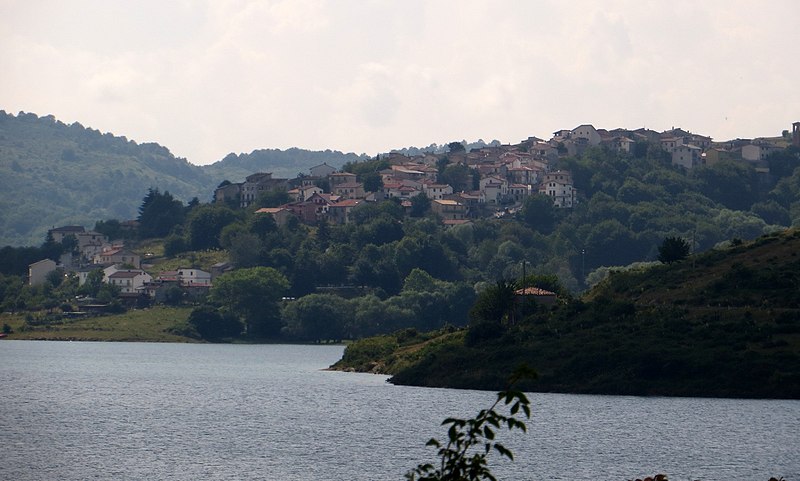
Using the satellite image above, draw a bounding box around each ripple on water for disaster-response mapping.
[1,340,798,481]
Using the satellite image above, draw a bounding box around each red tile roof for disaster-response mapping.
[515,287,556,296]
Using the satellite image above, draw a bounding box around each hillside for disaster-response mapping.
[0,111,213,246]
[332,229,800,399]
[0,111,364,246]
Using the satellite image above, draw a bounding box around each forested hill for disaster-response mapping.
[0,111,214,246]
[0,111,362,246]
[333,228,800,399]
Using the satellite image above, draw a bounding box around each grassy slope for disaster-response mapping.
[334,230,800,399]
[1,306,196,342]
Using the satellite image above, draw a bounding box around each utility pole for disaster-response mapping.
[519,260,527,323]
[581,248,585,282]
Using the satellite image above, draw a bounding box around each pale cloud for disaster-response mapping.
[0,0,798,164]
[265,0,330,33]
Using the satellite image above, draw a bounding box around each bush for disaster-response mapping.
[336,336,398,370]
[465,321,502,347]
[187,305,243,340]
[165,321,200,339]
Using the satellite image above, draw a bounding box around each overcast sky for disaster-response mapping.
[2,1,798,165]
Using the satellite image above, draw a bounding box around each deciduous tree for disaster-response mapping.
[209,267,289,337]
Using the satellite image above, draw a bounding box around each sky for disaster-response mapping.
[1,0,798,166]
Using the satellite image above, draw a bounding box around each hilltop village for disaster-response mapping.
[24,121,800,306]
[213,122,800,226]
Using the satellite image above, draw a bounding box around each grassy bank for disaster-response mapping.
[0,306,196,342]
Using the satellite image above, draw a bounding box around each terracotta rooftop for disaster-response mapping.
[515,287,556,296]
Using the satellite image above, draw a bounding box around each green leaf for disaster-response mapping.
[494,443,514,460]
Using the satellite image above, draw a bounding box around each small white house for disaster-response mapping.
[107,270,152,295]
[539,171,577,208]
[176,268,212,287]
[480,176,508,204]
[422,183,454,200]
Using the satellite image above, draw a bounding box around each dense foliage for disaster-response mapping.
[336,229,800,399]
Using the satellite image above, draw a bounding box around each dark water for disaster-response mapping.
[1,340,797,480]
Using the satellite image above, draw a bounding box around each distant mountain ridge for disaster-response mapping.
[0,111,368,246]
[203,148,368,183]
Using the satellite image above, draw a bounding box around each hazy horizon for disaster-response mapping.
[2,0,798,165]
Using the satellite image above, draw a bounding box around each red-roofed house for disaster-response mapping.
[255,207,295,227]
[431,199,468,221]
[327,199,363,225]
[514,286,557,307]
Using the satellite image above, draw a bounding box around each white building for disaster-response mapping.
[422,182,454,200]
[479,176,509,205]
[570,124,602,146]
[742,143,780,163]
[539,171,577,208]
[107,270,152,295]
[176,268,212,287]
[28,259,57,286]
[672,145,703,169]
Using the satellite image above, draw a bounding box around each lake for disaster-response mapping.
[1,341,797,480]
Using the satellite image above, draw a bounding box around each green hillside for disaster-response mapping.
[0,111,364,246]
[0,111,215,246]
[332,229,800,399]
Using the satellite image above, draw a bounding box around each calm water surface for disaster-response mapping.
[1,341,797,480]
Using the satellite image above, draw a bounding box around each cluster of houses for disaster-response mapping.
[216,123,799,227]
[215,145,580,227]
[28,122,798,295]
[29,225,227,302]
